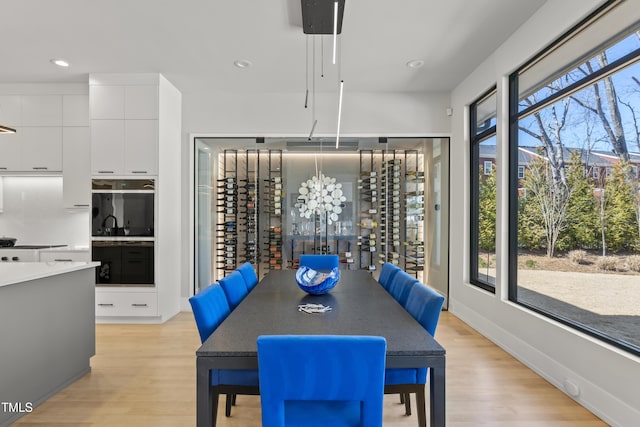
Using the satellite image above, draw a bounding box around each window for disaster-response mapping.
[470,87,497,292]
[510,0,640,356]
[483,161,493,175]
[517,166,525,179]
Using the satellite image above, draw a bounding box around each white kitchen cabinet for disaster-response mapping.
[95,289,158,317]
[91,73,181,324]
[125,86,158,119]
[21,95,62,126]
[21,127,63,172]
[90,86,124,119]
[63,127,91,208]
[125,120,158,174]
[91,82,159,176]
[63,95,90,126]
[39,250,91,262]
[91,119,125,175]
[1,94,85,174]
[0,95,22,126]
[0,131,22,171]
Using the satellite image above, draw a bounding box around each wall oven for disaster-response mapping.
[91,179,155,286]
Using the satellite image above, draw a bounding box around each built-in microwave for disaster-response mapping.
[91,179,155,237]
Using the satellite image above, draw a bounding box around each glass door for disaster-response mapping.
[195,140,213,293]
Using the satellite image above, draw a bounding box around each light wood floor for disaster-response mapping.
[14,311,608,427]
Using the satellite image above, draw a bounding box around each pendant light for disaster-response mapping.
[300,0,346,150]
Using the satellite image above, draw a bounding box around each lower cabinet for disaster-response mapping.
[93,244,154,285]
[95,289,158,317]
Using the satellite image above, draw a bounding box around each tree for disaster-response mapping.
[520,93,570,186]
[603,161,639,252]
[573,53,630,161]
[558,151,600,251]
[477,166,496,252]
[520,155,575,257]
[518,190,546,252]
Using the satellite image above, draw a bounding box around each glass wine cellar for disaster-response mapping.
[194,137,449,300]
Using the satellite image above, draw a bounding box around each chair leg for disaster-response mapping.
[225,394,233,417]
[232,393,237,406]
[416,387,426,427]
[404,392,412,415]
[399,393,404,404]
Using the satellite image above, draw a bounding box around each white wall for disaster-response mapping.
[180,90,452,304]
[449,1,640,426]
[0,176,89,247]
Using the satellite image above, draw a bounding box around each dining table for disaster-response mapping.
[196,269,446,427]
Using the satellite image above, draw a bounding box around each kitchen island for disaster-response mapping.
[0,262,98,427]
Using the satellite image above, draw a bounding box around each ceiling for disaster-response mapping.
[0,0,547,98]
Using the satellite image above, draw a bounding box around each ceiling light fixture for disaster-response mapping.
[0,125,16,134]
[406,59,425,69]
[50,59,70,67]
[233,59,252,68]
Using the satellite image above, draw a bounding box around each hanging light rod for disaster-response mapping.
[0,125,16,134]
[335,80,344,149]
[332,1,338,64]
[308,119,318,141]
[301,0,345,35]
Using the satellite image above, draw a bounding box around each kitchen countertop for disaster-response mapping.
[0,262,99,288]
[39,246,90,253]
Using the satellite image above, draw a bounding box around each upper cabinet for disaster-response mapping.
[90,78,159,175]
[21,95,62,126]
[0,94,80,173]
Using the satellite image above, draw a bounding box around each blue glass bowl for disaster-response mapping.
[295,266,340,295]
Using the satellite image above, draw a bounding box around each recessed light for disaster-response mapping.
[234,60,252,69]
[406,59,424,69]
[51,59,70,68]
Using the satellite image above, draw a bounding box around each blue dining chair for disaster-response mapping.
[219,270,249,310]
[189,283,259,419]
[387,270,419,307]
[257,335,387,427]
[378,262,401,290]
[299,254,339,271]
[384,283,445,426]
[237,261,258,291]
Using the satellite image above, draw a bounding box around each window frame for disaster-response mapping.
[470,86,498,293]
[508,0,640,356]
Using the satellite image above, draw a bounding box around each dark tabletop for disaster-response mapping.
[196,269,445,368]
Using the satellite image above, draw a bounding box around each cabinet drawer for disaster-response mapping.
[40,251,91,262]
[95,291,157,317]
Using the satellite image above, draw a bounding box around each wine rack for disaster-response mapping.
[214,147,424,282]
[404,150,425,278]
[215,148,284,280]
[239,149,259,266]
[358,150,378,271]
[357,149,425,280]
[263,150,284,274]
[216,149,238,276]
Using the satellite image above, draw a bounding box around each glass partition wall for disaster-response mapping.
[194,137,449,305]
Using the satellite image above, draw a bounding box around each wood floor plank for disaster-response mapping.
[13,311,608,426]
